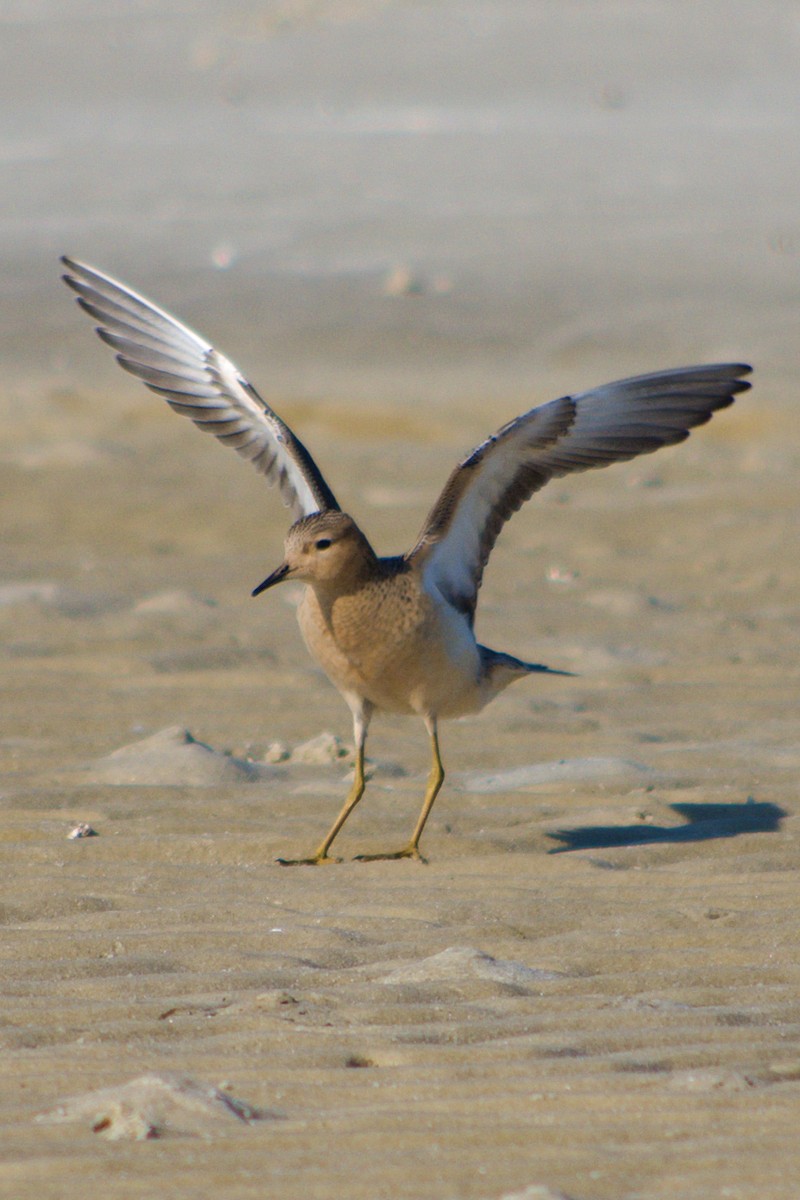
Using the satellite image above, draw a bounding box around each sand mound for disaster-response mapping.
[37,1072,274,1140]
[83,726,281,786]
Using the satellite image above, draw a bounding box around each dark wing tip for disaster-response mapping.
[61,254,84,283]
[59,254,341,519]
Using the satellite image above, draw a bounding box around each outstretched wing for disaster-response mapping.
[408,363,751,622]
[61,257,339,521]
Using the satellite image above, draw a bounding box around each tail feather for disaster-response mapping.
[518,659,575,676]
[479,646,575,700]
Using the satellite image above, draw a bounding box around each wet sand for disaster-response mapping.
[3,3,800,1198]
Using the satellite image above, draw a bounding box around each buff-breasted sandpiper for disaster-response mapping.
[61,257,751,863]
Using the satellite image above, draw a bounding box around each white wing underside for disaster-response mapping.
[409,363,751,621]
[61,258,750,617]
[61,258,339,522]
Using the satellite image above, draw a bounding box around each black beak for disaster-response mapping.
[251,562,291,597]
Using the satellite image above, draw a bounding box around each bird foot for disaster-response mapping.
[275,852,343,866]
[354,845,427,863]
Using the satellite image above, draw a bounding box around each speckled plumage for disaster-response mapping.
[62,256,751,863]
[297,552,483,720]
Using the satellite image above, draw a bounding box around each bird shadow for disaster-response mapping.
[547,799,787,853]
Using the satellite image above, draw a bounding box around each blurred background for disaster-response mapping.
[3,0,798,410]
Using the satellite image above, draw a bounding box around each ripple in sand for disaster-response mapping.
[496,1187,576,1200]
[0,581,60,607]
[458,756,658,793]
[0,582,123,617]
[83,726,282,786]
[36,1071,277,1139]
[380,946,564,993]
[667,1067,757,1092]
[131,589,217,616]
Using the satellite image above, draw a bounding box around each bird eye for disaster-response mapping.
[315,538,332,550]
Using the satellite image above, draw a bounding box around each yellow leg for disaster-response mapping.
[355,718,443,863]
[277,712,369,866]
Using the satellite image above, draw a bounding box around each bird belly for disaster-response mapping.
[297,583,483,719]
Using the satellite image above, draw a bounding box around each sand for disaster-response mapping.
[2,3,800,1198]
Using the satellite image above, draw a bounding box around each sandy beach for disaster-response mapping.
[2,3,800,1197]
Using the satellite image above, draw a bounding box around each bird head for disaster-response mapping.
[252,511,375,595]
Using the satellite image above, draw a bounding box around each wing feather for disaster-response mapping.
[408,363,751,621]
[61,257,339,520]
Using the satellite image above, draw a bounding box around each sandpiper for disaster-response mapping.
[61,257,751,863]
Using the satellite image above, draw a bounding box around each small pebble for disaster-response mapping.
[546,566,578,584]
[291,732,351,765]
[262,741,291,764]
[68,823,98,839]
[382,265,425,296]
